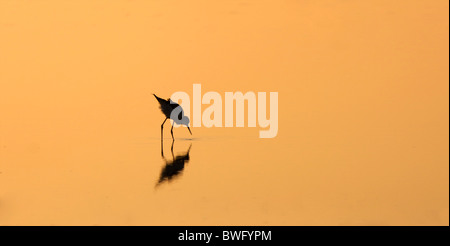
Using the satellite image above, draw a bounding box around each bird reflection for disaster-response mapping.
[155,139,192,188]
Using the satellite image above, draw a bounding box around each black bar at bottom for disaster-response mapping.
[0,226,448,245]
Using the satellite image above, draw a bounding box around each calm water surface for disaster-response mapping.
[0,0,448,225]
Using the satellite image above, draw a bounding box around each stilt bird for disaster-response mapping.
[153,94,192,139]
[155,142,192,188]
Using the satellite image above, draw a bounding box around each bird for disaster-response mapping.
[153,94,192,140]
[155,142,192,188]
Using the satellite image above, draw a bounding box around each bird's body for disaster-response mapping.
[153,94,191,139]
[153,95,178,118]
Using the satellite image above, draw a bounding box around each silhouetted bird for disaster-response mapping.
[153,94,192,139]
[156,143,192,187]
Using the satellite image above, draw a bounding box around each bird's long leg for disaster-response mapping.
[160,117,168,158]
[161,137,165,160]
[170,124,174,140]
[171,139,175,160]
[161,117,168,140]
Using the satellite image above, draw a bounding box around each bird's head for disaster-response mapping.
[180,116,192,135]
[169,105,192,135]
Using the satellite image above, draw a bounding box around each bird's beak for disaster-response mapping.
[187,126,192,135]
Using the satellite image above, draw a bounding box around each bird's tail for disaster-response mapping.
[153,94,167,104]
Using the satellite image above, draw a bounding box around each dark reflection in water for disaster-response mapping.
[155,139,192,188]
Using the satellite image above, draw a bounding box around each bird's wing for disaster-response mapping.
[168,99,180,108]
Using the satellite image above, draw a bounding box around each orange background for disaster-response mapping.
[0,0,448,225]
